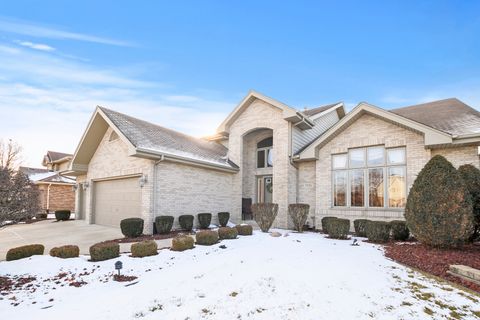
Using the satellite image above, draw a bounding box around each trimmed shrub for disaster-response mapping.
[353,219,370,237]
[235,224,253,236]
[49,245,79,259]
[218,212,230,227]
[171,235,195,251]
[390,220,410,241]
[179,215,194,231]
[251,203,278,232]
[131,240,158,258]
[55,210,71,221]
[6,244,44,261]
[195,230,219,245]
[155,216,174,234]
[35,213,47,219]
[459,164,480,238]
[89,242,119,261]
[365,221,391,243]
[327,218,350,239]
[218,227,238,240]
[120,218,144,238]
[288,203,310,232]
[321,217,337,233]
[405,155,474,248]
[197,213,212,229]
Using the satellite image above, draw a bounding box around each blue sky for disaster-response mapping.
[0,1,479,166]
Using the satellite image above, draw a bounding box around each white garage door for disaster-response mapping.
[94,177,142,227]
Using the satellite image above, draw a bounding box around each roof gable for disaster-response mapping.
[298,102,453,159]
[70,107,238,174]
[217,90,305,133]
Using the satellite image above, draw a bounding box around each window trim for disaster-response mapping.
[331,146,407,209]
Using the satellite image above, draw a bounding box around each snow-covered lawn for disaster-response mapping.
[1,231,479,320]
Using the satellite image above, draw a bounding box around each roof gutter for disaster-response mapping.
[135,147,239,173]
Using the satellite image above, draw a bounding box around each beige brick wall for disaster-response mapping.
[155,161,234,228]
[297,160,316,227]
[81,128,155,232]
[227,99,296,228]
[431,146,480,169]
[315,113,431,229]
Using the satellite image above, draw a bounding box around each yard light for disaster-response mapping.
[115,261,123,276]
[139,174,148,188]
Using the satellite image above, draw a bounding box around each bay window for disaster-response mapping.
[332,146,406,208]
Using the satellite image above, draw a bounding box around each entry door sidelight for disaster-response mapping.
[257,176,273,203]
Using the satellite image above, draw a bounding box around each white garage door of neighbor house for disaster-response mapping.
[94,177,142,227]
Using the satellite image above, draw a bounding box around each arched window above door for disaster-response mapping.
[257,137,273,168]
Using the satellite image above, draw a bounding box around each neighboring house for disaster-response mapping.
[42,151,73,173]
[20,167,75,214]
[67,91,480,233]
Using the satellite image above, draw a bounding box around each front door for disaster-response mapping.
[257,175,273,203]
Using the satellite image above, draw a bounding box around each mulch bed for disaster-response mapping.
[103,230,195,244]
[384,242,480,292]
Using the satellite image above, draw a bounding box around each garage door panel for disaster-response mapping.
[94,177,142,227]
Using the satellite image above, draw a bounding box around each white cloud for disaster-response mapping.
[0,17,132,47]
[14,40,55,51]
[0,44,234,167]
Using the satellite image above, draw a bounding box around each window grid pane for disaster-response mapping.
[367,147,384,166]
[349,149,365,168]
[368,168,384,207]
[257,150,265,168]
[333,171,347,206]
[387,148,406,165]
[388,167,406,208]
[350,169,364,207]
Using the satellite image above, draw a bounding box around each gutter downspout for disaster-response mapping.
[152,155,165,233]
[46,183,52,213]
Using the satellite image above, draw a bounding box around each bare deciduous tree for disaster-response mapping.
[0,139,23,169]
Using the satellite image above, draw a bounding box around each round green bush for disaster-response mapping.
[235,224,253,236]
[365,221,391,243]
[6,244,44,261]
[195,230,218,245]
[458,164,480,238]
[89,242,119,261]
[131,240,158,258]
[327,218,350,239]
[321,217,337,233]
[179,215,194,231]
[405,155,474,247]
[120,218,144,238]
[55,210,71,221]
[171,235,195,251]
[218,212,230,227]
[197,213,212,229]
[353,219,370,237]
[49,245,80,259]
[155,216,174,234]
[218,227,238,240]
[390,220,410,241]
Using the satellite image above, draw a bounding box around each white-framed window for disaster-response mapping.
[257,137,273,168]
[332,146,406,208]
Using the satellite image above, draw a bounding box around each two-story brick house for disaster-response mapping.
[67,91,480,233]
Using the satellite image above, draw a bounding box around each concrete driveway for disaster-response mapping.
[0,220,123,261]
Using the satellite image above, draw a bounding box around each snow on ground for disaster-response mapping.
[1,231,479,320]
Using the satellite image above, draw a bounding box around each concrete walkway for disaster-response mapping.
[0,220,171,261]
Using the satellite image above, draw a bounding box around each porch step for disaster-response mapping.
[447,265,480,285]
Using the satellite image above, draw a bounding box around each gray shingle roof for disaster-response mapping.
[303,102,341,117]
[99,107,238,169]
[47,151,72,162]
[390,98,480,136]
